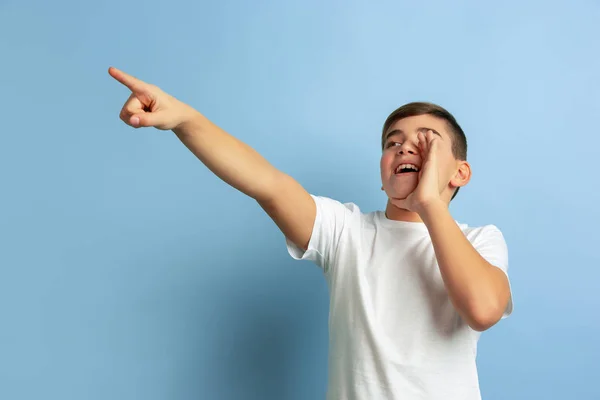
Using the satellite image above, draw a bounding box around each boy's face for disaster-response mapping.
[380,114,469,202]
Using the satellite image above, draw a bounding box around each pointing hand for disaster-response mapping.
[109,66,194,130]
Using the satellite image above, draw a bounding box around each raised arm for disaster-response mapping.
[108,67,315,250]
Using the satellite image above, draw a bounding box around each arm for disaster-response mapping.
[108,67,315,251]
[420,200,511,331]
[173,114,316,250]
[393,130,511,331]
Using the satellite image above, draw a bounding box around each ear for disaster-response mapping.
[450,161,471,189]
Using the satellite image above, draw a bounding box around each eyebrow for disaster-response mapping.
[384,127,442,144]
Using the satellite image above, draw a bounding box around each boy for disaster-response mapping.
[108,67,513,400]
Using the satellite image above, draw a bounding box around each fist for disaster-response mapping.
[108,67,194,130]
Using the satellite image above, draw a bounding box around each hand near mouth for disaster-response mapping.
[391,130,444,214]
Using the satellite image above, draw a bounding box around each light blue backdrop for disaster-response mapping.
[1,1,598,399]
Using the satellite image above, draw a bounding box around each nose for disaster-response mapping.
[397,141,418,155]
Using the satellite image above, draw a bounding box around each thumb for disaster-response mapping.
[130,111,164,128]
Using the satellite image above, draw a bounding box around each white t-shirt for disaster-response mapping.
[286,195,513,400]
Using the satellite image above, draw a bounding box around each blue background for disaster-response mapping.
[1,0,599,399]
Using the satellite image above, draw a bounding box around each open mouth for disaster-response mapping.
[394,163,420,174]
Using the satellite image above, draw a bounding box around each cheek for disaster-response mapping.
[440,157,458,180]
[380,152,394,169]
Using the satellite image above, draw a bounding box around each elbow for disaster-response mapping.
[463,276,511,332]
[467,316,498,332]
[465,301,505,332]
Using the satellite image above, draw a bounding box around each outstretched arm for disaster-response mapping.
[108,67,316,250]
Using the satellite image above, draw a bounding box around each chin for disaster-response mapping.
[384,184,416,201]
[381,173,418,201]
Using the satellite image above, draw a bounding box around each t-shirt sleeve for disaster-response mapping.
[473,225,514,319]
[285,195,355,273]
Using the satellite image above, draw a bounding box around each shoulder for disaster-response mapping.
[310,194,380,229]
[459,222,509,267]
[459,223,507,244]
[311,194,361,213]
[310,194,373,220]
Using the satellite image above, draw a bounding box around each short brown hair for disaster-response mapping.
[381,102,468,200]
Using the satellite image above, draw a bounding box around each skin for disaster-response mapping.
[108,66,511,331]
[381,116,469,220]
[381,116,511,331]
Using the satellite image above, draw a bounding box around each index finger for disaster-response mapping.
[427,130,439,144]
[108,66,147,93]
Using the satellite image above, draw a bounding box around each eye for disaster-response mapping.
[386,141,402,148]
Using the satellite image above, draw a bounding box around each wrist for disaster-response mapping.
[173,107,207,136]
[416,198,448,222]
